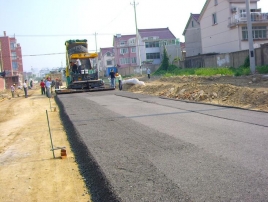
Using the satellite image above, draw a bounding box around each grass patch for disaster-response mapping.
[256,65,268,74]
[153,65,255,77]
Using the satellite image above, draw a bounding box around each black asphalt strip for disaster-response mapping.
[55,96,121,202]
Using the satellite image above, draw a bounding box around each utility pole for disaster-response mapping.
[95,32,99,78]
[245,0,255,74]
[0,41,3,72]
[131,0,142,75]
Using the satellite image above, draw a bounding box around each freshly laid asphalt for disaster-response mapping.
[56,90,268,202]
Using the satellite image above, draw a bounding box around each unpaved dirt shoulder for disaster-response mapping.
[126,75,268,112]
[0,88,91,202]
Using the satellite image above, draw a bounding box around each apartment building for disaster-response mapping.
[199,0,268,54]
[98,28,180,76]
[113,34,137,69]
[138,28,181,65]
[0,31,24,88]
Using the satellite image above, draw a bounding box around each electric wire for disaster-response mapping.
[96,4,131,32]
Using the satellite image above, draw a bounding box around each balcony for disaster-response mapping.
[229,12,268,28]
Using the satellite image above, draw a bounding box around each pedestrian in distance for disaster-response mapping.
[115,73,123,91]
[23,80,28,98]
[147,68,151,79]
[109,69,116,88]
[40,79,46,95]
[11,84,16,98]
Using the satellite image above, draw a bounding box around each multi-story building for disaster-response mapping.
[100,28,180,76]
[113,34,137,69]
[199,0,268,54]
[138,28,181,66]
[183,14,202,57]
[0,31,24,88]
[99,47,115,76]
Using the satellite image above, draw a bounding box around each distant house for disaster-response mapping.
[199,0,268,54]
[137,28,181,65]
[113,34,137,69]
[183,14,202,57]
[99,47,115,76]
[108,28,180,75]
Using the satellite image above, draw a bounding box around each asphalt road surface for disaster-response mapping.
[56,90,268,202]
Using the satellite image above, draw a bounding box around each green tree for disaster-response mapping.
[161,48,169,71]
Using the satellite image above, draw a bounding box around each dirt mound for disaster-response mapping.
[125,75,268,112]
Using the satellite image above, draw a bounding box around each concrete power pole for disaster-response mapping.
[245,0,256,74]
[131,0,142,75]
[0,41,3,72]
[95,32,99,78]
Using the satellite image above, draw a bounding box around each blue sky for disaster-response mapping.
[1,0,267,71]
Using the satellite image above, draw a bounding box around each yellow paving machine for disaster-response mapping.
[56,39,114,94]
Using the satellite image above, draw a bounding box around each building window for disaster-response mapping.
[239,9,246,16]
[120,41,126,46]
[131,57,136,64]
[146,52,160,60]
[106,60,112,65]
[11,52,17,60]
[242,26,267,40]
[106,52,111,56]
[131,47,136,53]
[212,13,217,25]
[10,42,16,50]
[192,21,194,27]
[214,0,218,5]
[129,38,136,45]
[120,58,130,65]
[12,61,18,70]
[145,41,160,48]
[120,48,128,54]
[168,39,176,45]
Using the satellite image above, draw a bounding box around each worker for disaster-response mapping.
[11,84,16,98]
[147,68,151,79]
[70,61,78,74]
[115,73,122,90]
[55,78,60,90]
[40,79,46,95]
[45,77,52,98]
[76,59,82,74]
[109,69,116,88]
[23,80,28,98]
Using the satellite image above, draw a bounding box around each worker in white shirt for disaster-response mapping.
[76,59,82,74]
[23,80,28,98]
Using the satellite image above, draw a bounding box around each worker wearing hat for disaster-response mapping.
[115,73,122,90]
